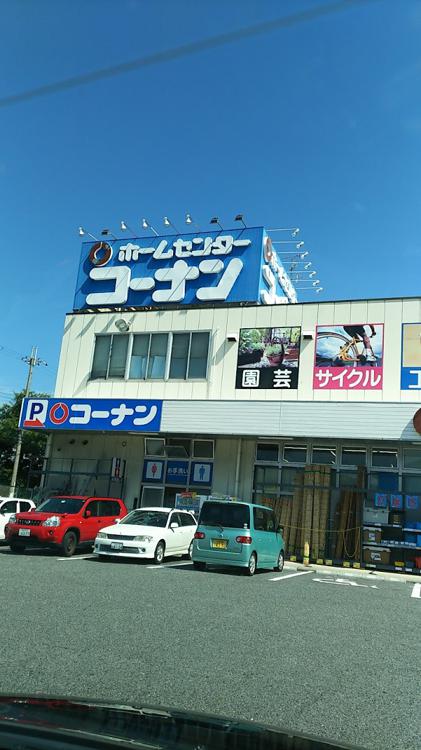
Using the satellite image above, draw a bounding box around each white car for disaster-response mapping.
[0,497,35,540]
[93,506,197,563]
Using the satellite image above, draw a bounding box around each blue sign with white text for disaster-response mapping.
[73,227,297,311]
[20,398,162,432]
[166,460,189,484]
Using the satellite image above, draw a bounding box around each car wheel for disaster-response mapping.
[61,531,77,557]
[274,550,284,572]
[10,543,26,554]
[193,561,206,571]
[153,541,165,565]
[184,540,193,560]
[245,552,257,576]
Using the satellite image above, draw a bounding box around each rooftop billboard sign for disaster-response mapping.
[73,226,297,311]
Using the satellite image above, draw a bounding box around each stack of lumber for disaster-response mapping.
[333,467,365,561]
[263,465,331,560]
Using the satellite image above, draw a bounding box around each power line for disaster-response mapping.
[0,0,380,109]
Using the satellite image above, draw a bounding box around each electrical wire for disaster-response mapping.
[0,0,380,109]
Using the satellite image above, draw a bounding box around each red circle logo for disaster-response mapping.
[264,236,274,263]
[89,241,113,267]
[49,402,69,425]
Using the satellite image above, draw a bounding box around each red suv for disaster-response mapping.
[5,495,127,557]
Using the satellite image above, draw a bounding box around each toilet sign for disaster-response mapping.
[190,462,213,485]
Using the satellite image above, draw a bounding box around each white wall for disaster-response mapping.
[55,297,421,404]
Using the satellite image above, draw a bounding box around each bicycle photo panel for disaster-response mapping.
[235,326,301,389]
[313,323,384,390]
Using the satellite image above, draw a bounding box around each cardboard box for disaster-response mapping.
[364,508,389,525]
[363,546,390,565]
[363,528,382,544]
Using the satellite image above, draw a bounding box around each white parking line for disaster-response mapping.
[270,570,313,582]
[57,554,95,561]
[411,583,421,599]
[147,561,192,569]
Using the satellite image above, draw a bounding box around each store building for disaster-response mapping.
[21,225,421,573]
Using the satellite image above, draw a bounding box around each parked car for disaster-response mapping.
[0,497,35,541]
[192,500,284,576]
[5,495,127,556]
[93,507,197,563]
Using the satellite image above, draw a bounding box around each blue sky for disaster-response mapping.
[0,0,420,401]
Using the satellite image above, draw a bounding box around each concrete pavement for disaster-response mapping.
[0,547,420,750]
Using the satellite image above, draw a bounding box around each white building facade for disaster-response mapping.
[20,228,421,572]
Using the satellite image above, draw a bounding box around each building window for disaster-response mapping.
[256,443,279,462]
[108,335,129,378]
[402,474,421,494]
[371,449,397,468]
[253,465,279,503]
[403,448,421,470]
[312,446,336,465]
[188,332,209,378]
[147,333,168,379]
[145,438,165,457]
[283,445,307,464]
[281,466,304,488]
[368,472,399,492]
[129,334,149,379]
[193,440,214,459]
[341,448,366,466]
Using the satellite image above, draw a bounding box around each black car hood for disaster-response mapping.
[0,695,365,750]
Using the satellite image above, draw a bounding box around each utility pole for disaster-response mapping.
[9,346,47,498]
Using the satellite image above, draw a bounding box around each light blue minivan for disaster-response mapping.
[192,500,284,576]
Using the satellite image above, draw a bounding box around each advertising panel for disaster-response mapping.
[401,323,421,390]
[20,398,162,432]
[236,327,301,389]
[166,460,189,484]
[73,227,297,311]
[314,324,384,390]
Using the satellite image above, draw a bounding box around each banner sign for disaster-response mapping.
[73,227,297,311]
[236,327,301,389]
[190,461,213,485]
[20,398,162,432]
[166,460,189,484]
[401,323,421,390]
[313,324,384,390]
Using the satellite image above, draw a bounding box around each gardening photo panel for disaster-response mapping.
[235,327,301,389]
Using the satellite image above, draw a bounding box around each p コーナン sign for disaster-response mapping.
[20,398,162,432]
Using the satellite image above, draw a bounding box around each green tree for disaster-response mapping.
[0,391,49,491]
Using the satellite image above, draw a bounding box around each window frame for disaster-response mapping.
[91,331,210,382]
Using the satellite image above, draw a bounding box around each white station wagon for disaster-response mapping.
[93,506,197,563]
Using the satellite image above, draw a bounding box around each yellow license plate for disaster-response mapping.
[212,539,228,549]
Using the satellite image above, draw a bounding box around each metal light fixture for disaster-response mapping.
[115,319,130,333]
[312,280,320,286]
[304,262,312,270]
[316,287,324,293]
[300,251,309,259]
[142,218,159,236]
[210,216,223,230]
[292,227,300,237]
[309,271,317,277]
[296,241,304,249]
[101,229,117,240]
[234,213,247,228]
[163,216,179,233]
[78,226,98,241]
[120,220,136,234]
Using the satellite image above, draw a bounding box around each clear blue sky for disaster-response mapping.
[0,0,419,401]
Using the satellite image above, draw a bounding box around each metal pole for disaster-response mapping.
[8,346,37,497]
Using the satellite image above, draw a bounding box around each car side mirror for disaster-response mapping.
[114,518,121,524]
[277,524,283,534]
[170,522,179,529]
[85,510,92,518]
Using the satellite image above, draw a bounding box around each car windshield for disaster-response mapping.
[121,510,169,527]
[35,498,85,515]
[199,502,250,529]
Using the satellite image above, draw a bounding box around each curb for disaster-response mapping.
[284,561,418,584]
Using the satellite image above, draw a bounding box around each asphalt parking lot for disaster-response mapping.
[1,546,420,750]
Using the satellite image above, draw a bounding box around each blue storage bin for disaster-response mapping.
[405,533,416,545]
[417,535,421,547]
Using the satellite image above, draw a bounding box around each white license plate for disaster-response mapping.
[110,541,123,551]
[18,528,30,537]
